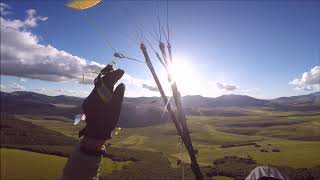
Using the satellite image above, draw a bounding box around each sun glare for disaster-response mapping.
[161,58,201,95]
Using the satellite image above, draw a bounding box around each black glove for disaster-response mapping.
[80,64,125,140]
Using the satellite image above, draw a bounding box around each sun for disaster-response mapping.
[161,58,200,95]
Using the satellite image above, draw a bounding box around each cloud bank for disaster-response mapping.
[0,3,10,15]
[1,82,26,91]
[0,4,103,84]
[216,82,238,91]
[142,83,159,92]
[290,66,320,91]
[0,4,158,97]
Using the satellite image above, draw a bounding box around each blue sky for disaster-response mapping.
[1,0,319,99]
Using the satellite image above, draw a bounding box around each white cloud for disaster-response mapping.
[0,6,159,98]
[54,89,89,97]
[19,78,27,82]
[0,84,7,91]
[0,5,173,98]
[0,82,26,92]
[200,81,232,97]
[11,82,26,91]
[0,8,47,30]
[216,82,238,91]
[119,73,159,97]
[0,3,10,15]
[0,6,103,84]
[290,66,320,91]
[24,9,48,27]
[26,87,88,97]
[201,81,264,98]
[34,87,45,92]
[293,85,320,92]
[242,88,261,93]
[142,83,158,92]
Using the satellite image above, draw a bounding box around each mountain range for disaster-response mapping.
[1,91,319,127]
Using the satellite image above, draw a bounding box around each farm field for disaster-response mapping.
[110,112,320,169]
[0,149,130,180]
[15,108,320,169]
[1,149,66,180]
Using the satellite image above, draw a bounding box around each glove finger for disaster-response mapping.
[102,69,124,88]
[108,83,125,128]
[79,127,86,138]
[82,86,104,113]
[93,68,124,105]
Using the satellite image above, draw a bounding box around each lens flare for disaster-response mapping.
[161,58,200,96]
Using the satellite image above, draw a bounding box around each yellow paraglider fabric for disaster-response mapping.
[66,0,102,10]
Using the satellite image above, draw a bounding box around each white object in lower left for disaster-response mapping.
[74,114,86,125]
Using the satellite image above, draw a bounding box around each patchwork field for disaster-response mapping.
[108,111,320,168]
[1,149,66,180]
[3,107,320,179]
[0,149,130,180]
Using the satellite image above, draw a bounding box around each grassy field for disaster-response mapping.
[15,115,85,139]
[0,148,130,180]
[15,108,320,169]
[52,103,77,108]
[1,148,66,180]
[109,110,320,168]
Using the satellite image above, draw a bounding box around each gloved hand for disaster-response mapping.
[80,64,125,141]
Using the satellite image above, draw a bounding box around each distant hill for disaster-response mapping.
[0,114,77,146]
[210,94,269,107]
[180,93,319,110]
[182,95,214,108]
[271,92,320,106]
[128,93,319,109]
[1,91,82,118]
[126,94,268,108]
[3,90,319,108]
[125,96,163,108]
[0,91,170,128]
[1,91,319,127]
[1,91,83,106]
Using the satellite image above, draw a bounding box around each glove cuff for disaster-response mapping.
[80,137,107,156]
[82,123,113,140]
[84,134,112,140]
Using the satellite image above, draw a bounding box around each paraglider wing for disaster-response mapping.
[66,0,102,10]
